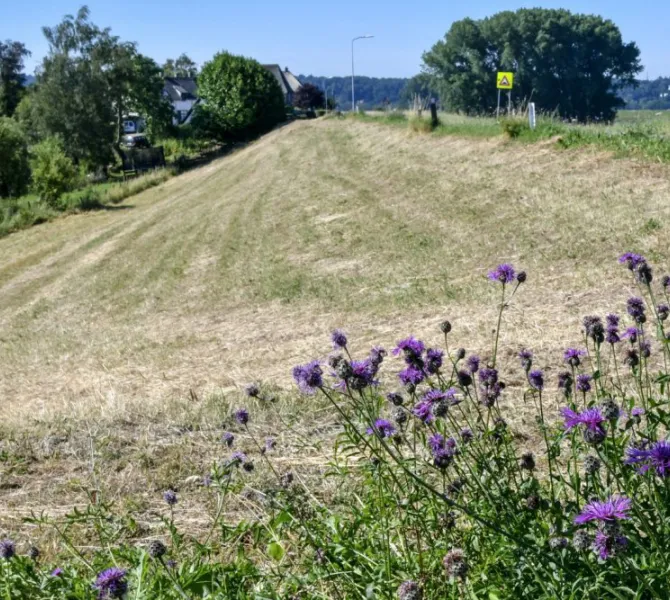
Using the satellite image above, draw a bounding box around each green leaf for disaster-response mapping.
[267,542,284,561]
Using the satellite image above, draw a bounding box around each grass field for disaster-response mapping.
[2,116,670,547]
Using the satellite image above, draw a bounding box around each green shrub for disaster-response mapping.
[30,137,77,208]
[500,118,529,138]
[408,115,434,134]
[0,117,31,198]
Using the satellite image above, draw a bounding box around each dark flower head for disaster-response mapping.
[51,568,63,577]
[457,370,472,387]
[163,490,178,506]
[626,440,670,477]
[0,540,15,560]
[583,316,604,344]
[600,398,620,421]
[627,297,646,324]
[576,374,592,393]
[488,263,516,284]
[572,529,592,552]
[480,381,503,407]
[563,348,586,367]
[518,349,533,371]
[347,359,378,390]
[623,327,641,343]
[516,271,527,284]
[94,567,128,599]
[393,337,425,362]
[641,340,651,358]
[399,366,425,386]
[222,432,234,447]
[455,348,466,361]
[618,252,646,271]
[392,406,408,425]
[398,580,423,600]
[234,409,249,425]
[440,320,452,334]
[460,428,474,443]
[28,546,40,560]
[280,472,294,488]
[528,369,544,391]
[662,274,670,290]
[583,455,601,475]
[549,537,568,550]
[328,354,344,369]
[520,452,535,471]
[242,461,255,472]
[466,355,480,374]
[369,346,386,367]
[443,548,468,579]
[606,313,620,327]
[387,392,404,406]
[478,367,498,387]
[526,495,540,510]
[574,495,631,525]
[148,540,167,559]
[593,531,628,560]
[557,371,573,396]
[366,419,396,438]
[166,560,177,569]
[658,304,670,322]
[293,361,323,394]
[244,383,260,398]
[331,329,347,349]
[636,261,653,285]
[424,348,444,374]
[624,348,639,368]
[606,326,620,345]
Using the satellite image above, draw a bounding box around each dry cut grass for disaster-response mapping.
[2,117,670,546]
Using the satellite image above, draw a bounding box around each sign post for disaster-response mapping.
[496,72,514,120]
[528,102,536,130]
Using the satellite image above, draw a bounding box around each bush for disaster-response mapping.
[501,117,529,138]
[0,117,31,198]
[30,137,77,208]
[409,115,434,133]
[293,83,325,110]
[196,52,286,141]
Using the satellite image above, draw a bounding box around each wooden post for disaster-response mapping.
[430,98,438,129]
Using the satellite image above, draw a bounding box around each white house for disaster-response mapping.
[262,65,302,104]
[163,77,199,125]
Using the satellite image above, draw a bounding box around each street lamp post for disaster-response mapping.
[351,35,374,112]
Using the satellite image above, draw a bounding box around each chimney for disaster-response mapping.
[285,66,289,72]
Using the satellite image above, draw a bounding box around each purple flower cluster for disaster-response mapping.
[562,406,605,444]
[518,349,533,371]
[366,419,396,439]
[563,348,585,367]
[94,567,128,599]
[163,490,178,506]
[627,297,646,324]
[412,388,458,423]
[428,433,457,469]
[478,367,503,407]
[574,496,631,525]
[593,530,628,560]
[583,316,605,344]
[619,252,646,271]
[606,314,621,344]
[393,336,444,385]
[576,374,592,394]
[528,369,544,391]
[331,329,348,349]
[466,355,480,374]
[488,263,516,284]
[293,361,324,394]
[234,409,249,425]
[626,440,670,477]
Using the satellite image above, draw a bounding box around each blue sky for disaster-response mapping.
[3,1,668,79]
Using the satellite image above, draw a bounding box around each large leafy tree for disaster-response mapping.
[163,54,198,78]
[0,117,30,198]
[0,40,31,117]
[293,83,325,109]
[194,52,285,140]
[31,6,171,168]
[423,9,642,121]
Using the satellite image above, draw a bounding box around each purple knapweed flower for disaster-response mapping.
[518,349,533,371]
[331,329,347,349]
[626,440,670,477]
[606,327,620,345]
[399,365,425,386]
[366,419,396,438]
[393,337,425,361]
[574,495,631,525]
[423,388,458,405]
[0,540,15,560]
[348,359,378,389]
[466,355,480,374]
[657,304,670,321]
[424,348,444,375]
[94,567,128,599]
[460,428,474,443]
[293,361,323,394]
[234,409,249,425]
[622,327,641,344]
[562,406,605,435]
[478,367,498,387]
[228,451,247,466]
[564,348,586,367]
[480,382,503,408]
[244,383,260,398]
[369,346,386,367]
[528,370,544,391]
[397,580,423,600]
[488,263,516,284]
[632,407,645,417]
[593,530,628,560]
[618,252,647,271]
[51,568,63,577]
[413,400,433,424]
[627,297,646,324]
[576,374,592,393]
[222,432,234,447]
[663,275,670,290]
[606,314,620,327]
[163,490,178,506]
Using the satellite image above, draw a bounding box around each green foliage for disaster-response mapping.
[620,77,670,110]
[293,83,325,110]
[409,115,435,133]
[195,52,286,141]
[0,40,31,117]
[500,118,529,138]
[300,74,409,109]
[0,116,30,198]
[423,9,642,121]
[30,137,77,207]
[162,53,198,78]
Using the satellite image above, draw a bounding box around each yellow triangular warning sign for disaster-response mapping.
[499,76,510,87]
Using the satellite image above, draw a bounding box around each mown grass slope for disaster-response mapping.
[2,117,670,543]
